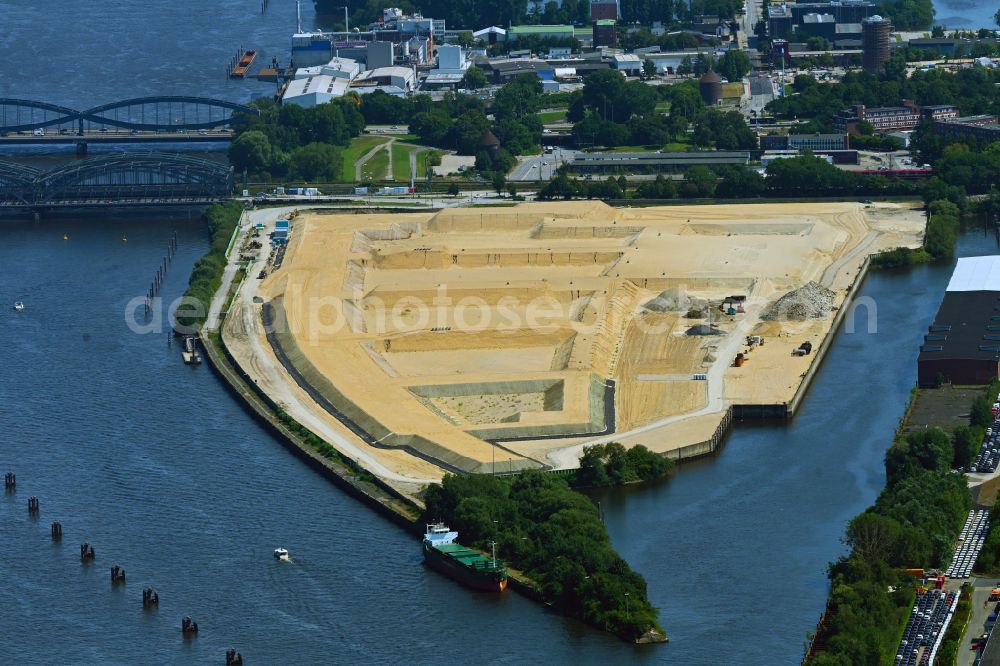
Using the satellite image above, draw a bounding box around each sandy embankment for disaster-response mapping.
[224,201,925,486]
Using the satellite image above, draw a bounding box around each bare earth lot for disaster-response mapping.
[224,201,925,488]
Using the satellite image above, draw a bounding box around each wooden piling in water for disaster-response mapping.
[27,496,39,514]
[4,471,14,490]
[181,616,199,635]
[111,565,126,584]
[51,521,62,540]
[227,648,244,665]
[143,587,159,607]
[80,542,96,561]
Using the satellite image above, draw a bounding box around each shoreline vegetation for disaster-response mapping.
[805,382,1000,664]
[174,201,243,331]
[872,198,962,269]
[423,454,671,644]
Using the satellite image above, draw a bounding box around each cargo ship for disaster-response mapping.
[229,49,257,79]
[422,524,508,592]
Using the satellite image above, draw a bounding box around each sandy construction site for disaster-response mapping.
[223,200,924,489]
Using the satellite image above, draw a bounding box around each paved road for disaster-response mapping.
[510,149,576,182]
[223,206,441,485]
[356,138,393,181]
[742,0,761,43]
[204,209,252,331]
[960,580,996,666]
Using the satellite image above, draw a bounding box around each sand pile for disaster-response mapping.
[643,289,707,314]
[762,282,835,321]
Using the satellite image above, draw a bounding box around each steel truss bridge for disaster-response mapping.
[0,153,234,208]
[0,97,259,134]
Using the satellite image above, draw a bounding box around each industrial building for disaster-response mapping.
[352,66,416,93]
[861,15,890,73]
[569,151,750,173]
[610,53,641,74]
[768,0,876,42]
[760,133,849,151]
[282,75,351,108]
[699,70,723,105]
[834,102,958,134]
[590,0,620,20]
[918,256,1000,387]
[507,25,576,41]
[932,115,1000,146]
[593,19,618,47]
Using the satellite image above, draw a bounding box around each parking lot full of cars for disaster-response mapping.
[945,509,989,578]
[895,589,958,665]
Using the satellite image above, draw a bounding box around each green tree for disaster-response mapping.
[462,66,488,90]
[716,49,751,82]
[446,182,461,196]
[287,142,342,181]
[677,55,693,76]
[228,130,273,174]
[642,59,657,78]
[681,165,717,198]
[492,170,507,196]
[971,394,995,428]
[410,109,453,146]
[952,426,982,469]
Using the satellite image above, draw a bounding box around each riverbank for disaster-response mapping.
[804,378,1000,663]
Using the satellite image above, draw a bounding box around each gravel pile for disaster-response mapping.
[761,282,835,321]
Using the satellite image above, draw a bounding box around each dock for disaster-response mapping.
[229,50,257,79]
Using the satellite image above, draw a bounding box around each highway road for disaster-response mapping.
[509,148,577,182]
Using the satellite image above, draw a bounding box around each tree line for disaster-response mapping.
[174,201,244,331]
[228,97,364,181]
[807,389,986,664]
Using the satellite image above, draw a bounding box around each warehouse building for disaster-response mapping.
[569,150,750,173]
[918,256,1000,387]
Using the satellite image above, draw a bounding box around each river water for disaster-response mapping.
[4,217,993,666]
[1,1,999,664]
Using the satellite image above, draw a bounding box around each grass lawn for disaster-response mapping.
[391,143,414,181]
[537,110,567,123]
[342,135,390,180]
[654,101,671,113]
[360,147,389,182]
[391,143,443,181]
[599,144,664,153]
[722,82,745,98]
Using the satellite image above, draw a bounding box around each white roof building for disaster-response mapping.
[352,66,415,92]
[946,256,1000,292]
[293,57,361,81]
[611,53,643,73]
[282,76,351,108]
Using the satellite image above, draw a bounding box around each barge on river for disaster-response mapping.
[423,524,508,592]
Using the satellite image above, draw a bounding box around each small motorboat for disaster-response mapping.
[274,547,290,561]
[13,301,24,311]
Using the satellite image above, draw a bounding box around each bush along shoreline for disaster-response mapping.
[804,385,999,664]
[872,198,962,269]
[173,201,243,332]
[422,447,671,644]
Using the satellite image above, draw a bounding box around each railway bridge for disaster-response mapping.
[0,153,234,209]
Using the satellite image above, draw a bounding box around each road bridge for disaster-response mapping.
[0,97,259,135]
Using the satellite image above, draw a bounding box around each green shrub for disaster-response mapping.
[423,471,664,641]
